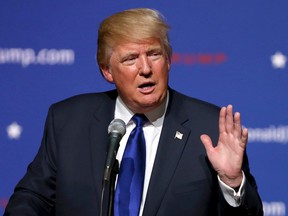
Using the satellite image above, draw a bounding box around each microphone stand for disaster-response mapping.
[100,160,119,216]
[107,160,119,216]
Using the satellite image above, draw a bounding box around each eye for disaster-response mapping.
[121,55,137,65]
[148,51,162,61]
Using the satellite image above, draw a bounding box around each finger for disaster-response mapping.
[200,134,214,154]
[219,107,226,134]
[234,112,242,137]
[225,104,234,133]
[241,128,248,147]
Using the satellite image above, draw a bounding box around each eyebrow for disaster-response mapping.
[120,47,163,58]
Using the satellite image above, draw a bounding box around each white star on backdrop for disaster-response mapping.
[7,122,23,140]
[271,51,287,69]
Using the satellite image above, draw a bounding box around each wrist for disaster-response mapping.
[218,172,243,188]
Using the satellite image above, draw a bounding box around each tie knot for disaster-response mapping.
[132,114,148,127]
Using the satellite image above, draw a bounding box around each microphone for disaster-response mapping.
[103,118,126,182]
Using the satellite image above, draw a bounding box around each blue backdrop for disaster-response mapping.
[1,1,287,215]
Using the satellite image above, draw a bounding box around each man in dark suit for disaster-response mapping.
[5,8,263,216]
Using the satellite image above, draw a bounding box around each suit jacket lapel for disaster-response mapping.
[143,89,191,216]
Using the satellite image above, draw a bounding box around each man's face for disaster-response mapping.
[101,38,170,113]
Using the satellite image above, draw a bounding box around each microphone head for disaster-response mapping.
[108,119,126,137]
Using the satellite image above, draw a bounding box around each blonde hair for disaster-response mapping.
[97,8,172,69]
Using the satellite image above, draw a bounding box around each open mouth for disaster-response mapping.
[139,82,155,89]
[138,82,156,93]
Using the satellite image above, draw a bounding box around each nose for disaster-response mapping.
[138,55,151,75]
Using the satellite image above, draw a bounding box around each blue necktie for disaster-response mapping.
[114,114,148,216]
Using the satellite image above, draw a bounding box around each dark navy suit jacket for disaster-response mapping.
[5,89,263,216]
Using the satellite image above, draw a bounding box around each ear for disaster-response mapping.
[100,64,114,83]
[167,57,171,71]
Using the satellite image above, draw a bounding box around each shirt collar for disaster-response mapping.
[114,91,169,128]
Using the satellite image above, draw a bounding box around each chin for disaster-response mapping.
[139,100,162,110]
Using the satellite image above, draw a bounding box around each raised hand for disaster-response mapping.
[200,105,248,188]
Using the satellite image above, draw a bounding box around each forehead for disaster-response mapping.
[113,39,162,54]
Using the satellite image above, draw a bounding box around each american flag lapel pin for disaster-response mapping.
[174,131,183,140]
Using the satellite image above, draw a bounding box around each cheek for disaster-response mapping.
[156,66,169,81]
[154,60,170,74]
[117,68,138,83]
[113,72,136,90]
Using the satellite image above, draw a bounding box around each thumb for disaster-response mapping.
[200,134,214,154]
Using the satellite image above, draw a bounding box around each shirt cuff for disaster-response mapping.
[217,171,245,207]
